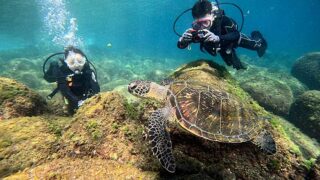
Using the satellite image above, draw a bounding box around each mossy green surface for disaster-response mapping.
[289,90,320,141]
[292,52,320,90]
[0,116,72,178]
[0,77,47,119]
[4,158,158,180]
[0,77,28,104]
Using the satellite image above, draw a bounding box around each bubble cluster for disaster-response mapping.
[37,0,83,47]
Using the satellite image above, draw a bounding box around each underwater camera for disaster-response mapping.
[190,30,207,43]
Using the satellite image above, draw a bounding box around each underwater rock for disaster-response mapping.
[289,90,320,141]
[230,63,308,116]
[308,156,320,180]
[0,77,47,119]
[231,64,308,98]
[2,60,320,179]
[5,157,157,179]
[0,116,71,178]
[240,76,293,116]
[291,52,320,90]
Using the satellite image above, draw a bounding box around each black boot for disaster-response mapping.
[251,31,267,57]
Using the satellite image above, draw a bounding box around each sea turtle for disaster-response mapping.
[128,80,276,173]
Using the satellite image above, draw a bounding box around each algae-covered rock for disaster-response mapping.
[0,77,47,119]
[289,90,320,141]
[308,156,320,179]
[0,116,71,177]
[59,92,137,159]
[232,65,307,98]
[240,76,293,116]
[5,158,157,180]
[291,52,320,90]
[230,64,307,116]
[55,92,162,177]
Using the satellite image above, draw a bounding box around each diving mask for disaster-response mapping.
[64,51,86,74]
[192,17,213,30]
[192,3,220,30]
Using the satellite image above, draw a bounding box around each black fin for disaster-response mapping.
[251,31,267,57]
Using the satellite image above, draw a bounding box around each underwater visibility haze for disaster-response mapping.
[0,0,320,179]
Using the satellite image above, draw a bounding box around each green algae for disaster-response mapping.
[303,158,317,171]
[85,120,103,140]
[124,100,140,120]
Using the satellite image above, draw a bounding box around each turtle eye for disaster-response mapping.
[128,82,138,93]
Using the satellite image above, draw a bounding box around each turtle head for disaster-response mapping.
[128,80,167,101]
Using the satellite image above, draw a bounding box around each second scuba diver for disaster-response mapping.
[44,46,100,114]
[177,0,268,70]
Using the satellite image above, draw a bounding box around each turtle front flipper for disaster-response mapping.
[148,108,176,173]
[252,130,277,155]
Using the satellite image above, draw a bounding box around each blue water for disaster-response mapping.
[0,0,319,64]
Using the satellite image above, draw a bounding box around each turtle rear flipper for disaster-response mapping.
[148,108,176,173]
[252,130,276,155]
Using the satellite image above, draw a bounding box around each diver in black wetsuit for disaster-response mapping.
[177,0,267,70]
[44,46,100,114]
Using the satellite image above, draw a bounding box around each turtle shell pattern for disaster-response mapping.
[167,81,262,143]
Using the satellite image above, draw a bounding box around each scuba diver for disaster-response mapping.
[177,0,267,70]
[43,46,100,114]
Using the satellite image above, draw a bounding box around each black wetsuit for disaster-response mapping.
[178,16,266,70]
[44,60,100,114]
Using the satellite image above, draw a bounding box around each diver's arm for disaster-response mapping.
[177,29,193,49]
[44,62,59,82]
[88,70,100,94]
[58,81,79,105]
[44,61,79,103]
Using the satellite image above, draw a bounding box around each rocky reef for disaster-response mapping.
[308,156,320,179]
[1,60,319,179]
[291,52,320,90]
[0,77,47,119]
[0,116,70,177]
[230,64,307,117]
[289,90,320,141]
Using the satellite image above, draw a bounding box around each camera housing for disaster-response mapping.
[189,30,207,43]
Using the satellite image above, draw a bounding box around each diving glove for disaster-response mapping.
[179,28,193,44]
[203,29,220,43]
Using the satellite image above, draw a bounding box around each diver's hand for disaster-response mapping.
[203,29,220,43]
[179,28,193,43]
[78,100,84,107]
